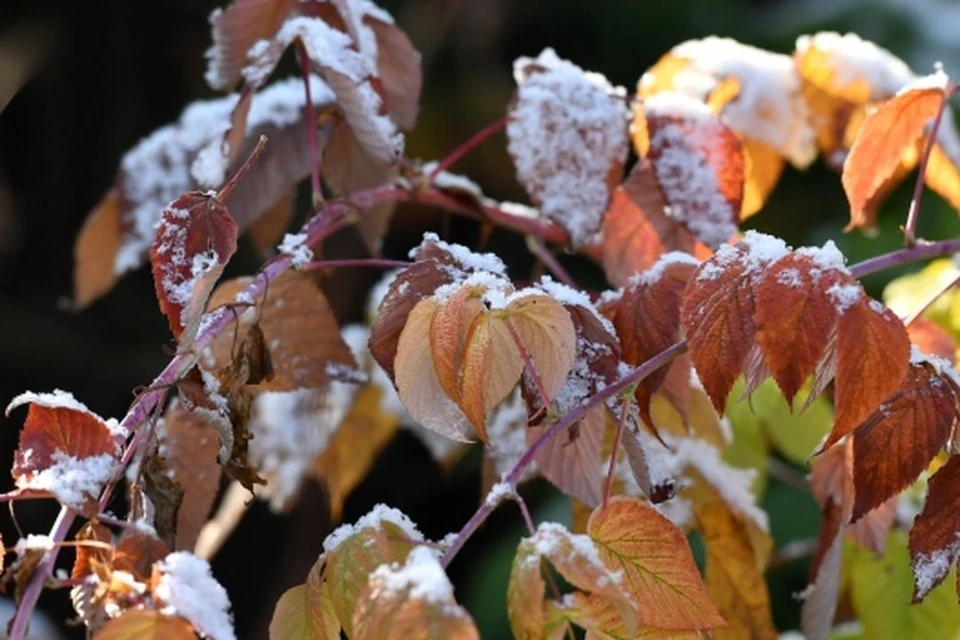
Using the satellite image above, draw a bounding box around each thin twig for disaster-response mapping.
[217,135,268,202]
[526,236,577,288]
[428,116,507,180]
[296,41,324,209]
[302,258,411,271]
[904,270,960,326]
[847,238,960,279]
[602,398,631,510]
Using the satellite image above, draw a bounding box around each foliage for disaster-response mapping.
[4,3,960,639]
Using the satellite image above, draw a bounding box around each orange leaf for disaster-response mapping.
[94,609,195,640]
[6,391,119,512]
[588,496,726,630]
[507,49,629,246]
[430,285,485,403]
[909,317,959,365]
[852,363,957,521]
[149,191,239,346]
[755,250,852,404]
[740,138,785,219]
[909,454,960,601]
[504,293,577,400]
[73,187,123,309]
[600,162,699,287]
[681,232,789,413]
[842,78,947,229]
[506,537,546,640]
[642,93,743,248]
[205,270,359,392]
[459,312,524,439]
[827,296,910,449]
[562,591,699,639]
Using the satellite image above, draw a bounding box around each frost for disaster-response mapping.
[538,276,617,337]
[278,232,313,268]
[155,552,236,640]
[369,546,455,605]
[433,270,513,306]
[17,451,117,510]
[826,282,862,313]
[697,230,789,281]
[114,75,334,275]
[647,37,816,168]
[416,232,507,276]
[485,481,515,506]
[795,32,915,100]
[628,251,700,288]
[913,537,960,599]
[533,522,623,585]
[508,48,629,246]
[322,503,424,554]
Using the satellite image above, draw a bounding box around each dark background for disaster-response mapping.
[1,0,959,637]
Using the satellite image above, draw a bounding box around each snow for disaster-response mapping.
[486,391,536,481]
[697,230,789,281]
[533,522,622,585]
[16,450,117,510]
[795,32,916,100]
[628,251,700,288]
[152,207,221,330]
[645,37,816,168]
[538,276,617,338]
[897,66,951,96]
[191,139,230,189]
[368,546,455,605]
[643,92,739,248]
[422,161,484,198]
[484,481,515,506]
[826,282,863,313]
[322,503,424,554]
[155,552,236,640]
[795,240,849,273]
[507,48,629,246]
[278,233,313,268]
[13,534,54,554]
[432,271,513,306]
[912,537,960,599]
[911,345,960,389]
[8,389,97,419]
[113,75,333,276]
[495,200,542,219]
[416,232,507,276]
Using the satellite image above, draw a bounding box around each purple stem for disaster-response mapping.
[848,237,960,279]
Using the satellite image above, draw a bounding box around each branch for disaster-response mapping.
[428,116,506,180]
[296,41,324,210]
[526,236,577,288]
[440,340,688,568]
[848,237,960,279]
[302,258,411,271]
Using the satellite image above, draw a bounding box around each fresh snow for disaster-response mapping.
[421,161,484,198]
[486,391,536,482]
[13,534,54,554]
[155,552,236,640]
[533,522,622,586]
[484,481,516,506]
[912,537,960,599]
[369,546,456,606]
[508,48,628,246]
[278,232,313,268]
[16,450,117,510]
[697,230,789,281]
[322,504,424,554]
[645,37,816,168]
[416,232,507,275]
[628,251,701,288]
[826,282,862,313]
[795,240,849,273]
[795,32,915,100]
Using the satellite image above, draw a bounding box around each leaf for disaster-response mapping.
[827,296,910,449]
[909,317,959,365]
[851,363,957,521]
[506,538,546,640]
[801,497,844,640]
[739,138,785,219]
[268,562,340,640]
[641,93,744,248]
[562,592,699,640]
[313,385,398,520]
[203,0,297,90]
[604,252,698,429]
[528,405,605,508]
[588,496,726,630]
[909,455,960,601]
[142,452,184,552]
[430,285,486,403]
[755,251,853,404]
[6,391,119,512]
[149,191,239,346]
[681,232,789,413]
[842,75,947,230]
[158,404,222,551]
[73,187,124,309]
[94,609,195,640]
[600,162,700,287]
[247,190,294,257]
[852,531,960,638]
[324,514,422,638]
[507,48,629,246]
[367,16,422,130]
[206,270,359,392]
[351,547,479,640]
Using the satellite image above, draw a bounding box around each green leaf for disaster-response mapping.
[848,530,960,640]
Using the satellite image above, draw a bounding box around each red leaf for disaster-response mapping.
[642,93,744,249]
[681,232,789,413]
[6,391,119,511]
[755,249,853,404]
[852,363,957,521]
[149,192,239,346]
[826,297,910,449]
[604,253,698,429]
[843,79,947,230]
[909,454,960,601]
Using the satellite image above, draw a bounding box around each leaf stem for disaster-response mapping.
[302,258,411,271]
[848,237,960,279]
[428,116,507,180]
[526,236,577,288]
[602,398,631,510]
[440,340,688,568]
[296,41,324,210]
[904,270,960,325]
[216,135,268,202]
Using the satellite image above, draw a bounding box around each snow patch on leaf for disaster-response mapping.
[696,230,789,281]
[154,552,236,640]
[368,546,454,604]
[795,32,915,99]
[17,451,116,510]
[323,503,424,554]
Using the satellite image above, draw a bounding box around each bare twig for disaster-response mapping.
[526,236,576,288]
[602,398,631,510]
[428,116,506,180]
[296,41,324,210]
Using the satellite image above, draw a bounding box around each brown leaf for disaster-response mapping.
[801,497,844,640]
[142,452,184,552]
[113,530,168,582]
[681,233,789,413]
[206,270,358,392]
[204,0,297,91]
[247,190,294,257]
[528,405,605,507]
[842,79,946,230]
[507,49,629,246]
[852,363,957,521]
[754,251,852,404]
[159,405,222,551]
[430,285,485,404]
[909,317,959,365]
[94,609,196,640]
[909,454,960,601]
[600,162,699,287]
[73,187,123,309]
[72,522,112,581]
[826,296,910,449]
[368,16,422,131]
[642,93,744,248]
[149,192,239,346]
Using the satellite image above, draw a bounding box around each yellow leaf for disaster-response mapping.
[459,313,524,440]
[95,610,195,640]
[313,385,398,521]
[587,496,727,630]
[506,539,547,640]
[268,561,340,640]
[504,294,577,398]
[562,592,699,639]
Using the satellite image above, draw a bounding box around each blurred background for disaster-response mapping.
[1,0,960,637]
